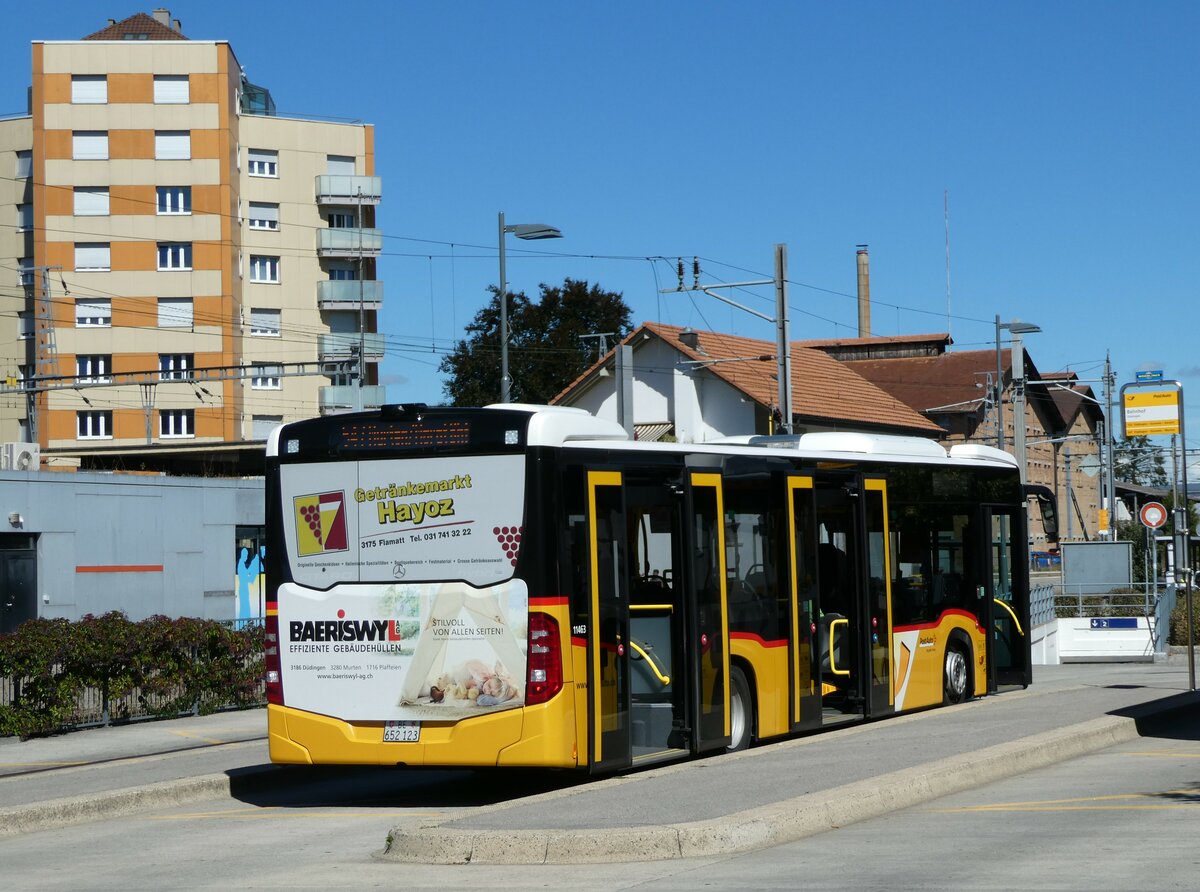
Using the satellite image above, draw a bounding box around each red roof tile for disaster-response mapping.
[84,12,186,41]
[553,322,943,436]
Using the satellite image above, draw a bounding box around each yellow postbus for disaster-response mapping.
[264,404,1050,772]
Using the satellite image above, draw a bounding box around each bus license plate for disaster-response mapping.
[383,721,420,743]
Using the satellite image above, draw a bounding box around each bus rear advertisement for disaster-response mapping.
[263,404,1049,773]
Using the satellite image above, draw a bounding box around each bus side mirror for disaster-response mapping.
[1024,484,1059,545]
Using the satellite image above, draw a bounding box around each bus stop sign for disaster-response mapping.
[1140,501,1168,529]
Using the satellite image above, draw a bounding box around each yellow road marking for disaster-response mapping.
[931,791,1199,814]
[165,730,235,745]
[0,761,89,768]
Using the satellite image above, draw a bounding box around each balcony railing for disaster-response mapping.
[315,175,381,205]
[319,384,387,412]
[318,331,385,360]
[317,227,382,257]
[317,279,383,309]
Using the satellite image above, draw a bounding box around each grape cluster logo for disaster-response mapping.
[493,525,523,567]
[294,491,349,556]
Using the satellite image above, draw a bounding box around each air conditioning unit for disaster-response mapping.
[3,442,39,471]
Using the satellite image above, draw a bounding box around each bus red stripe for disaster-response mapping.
[731,631,788,648]
[530,596,569,607]
[894,608,981,632]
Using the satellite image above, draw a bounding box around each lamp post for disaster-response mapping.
[994,316,1041,481]
[498,212,562,403]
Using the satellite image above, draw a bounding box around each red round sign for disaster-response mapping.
[1140,501,1168,529]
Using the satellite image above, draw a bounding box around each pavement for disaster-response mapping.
[1,660,1197,865]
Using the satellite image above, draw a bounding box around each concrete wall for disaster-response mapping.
[0,470,263,622]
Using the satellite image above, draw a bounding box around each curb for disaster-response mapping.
[378,695,1197,865]
[0,765,282,838]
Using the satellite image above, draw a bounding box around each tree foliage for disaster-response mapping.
[1112,435,1168,486]
[440,278,633,407]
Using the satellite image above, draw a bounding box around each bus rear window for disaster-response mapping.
[279,454,526,588]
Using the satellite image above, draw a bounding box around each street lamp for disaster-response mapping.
[498,211,562,403]
[994,316,1041,483]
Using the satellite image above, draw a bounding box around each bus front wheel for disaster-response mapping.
[943,644,970,705]
[728,666,754,752]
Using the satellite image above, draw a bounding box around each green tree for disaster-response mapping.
[1113,435,1168,486]
[440,278,633,406]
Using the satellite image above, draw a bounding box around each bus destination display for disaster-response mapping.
[338,420,471,451]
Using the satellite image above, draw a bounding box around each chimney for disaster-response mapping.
[856,245,871,338]
[678,328,700,350]
[173,19,182,32]
[152,8,171,27]
[107,18,116,25]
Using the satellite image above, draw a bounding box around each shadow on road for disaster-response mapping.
[1110,692,1200,742]
[227,763,587,809]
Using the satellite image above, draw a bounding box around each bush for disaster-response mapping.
[0,613,264,738]
[1170,600,1200,647]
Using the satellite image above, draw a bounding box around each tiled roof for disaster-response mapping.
[798,332,951,349]
[1041,372,1102,428]
[84,13,187,41]
[553,322,944,436]
[842,349,1001,416]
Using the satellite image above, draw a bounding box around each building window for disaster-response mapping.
[249,308,281,336]
[18,258,34,287]
[159,409,195,438]
[77,410,113,439]
[154,131,190,160]
[159,353,193,381]
[249,255,279,283]
[153,75,190,104]
[326,154,356,176]
[71,75,107,104]
[76,354,111,383]
[251,363,282,390]
[157,186,191,215]
[74,243,111,271]
[157,242,192,270]
[72,131,108,160]
[247,202,279,230]
[16,204,32,231]
[327,265,358,281]
[247,148,277,177]
[15,150,31,178]
[75,299,111,327]
[18,311,33,340]
[158,298,193,328]
[251,415,283,440]
[327,212,355,229]
[74,187,110,216]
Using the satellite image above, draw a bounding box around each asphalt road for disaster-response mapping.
[3,712,1198,890]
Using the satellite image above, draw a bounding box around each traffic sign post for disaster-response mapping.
[1120,379,1192,691]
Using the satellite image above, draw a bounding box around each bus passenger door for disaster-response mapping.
[985,507,1031,689]
[586,471,631,773]
[688,473,730,752]
[623,480,690,763]
[813,479,867,724]
[787,475,822,731]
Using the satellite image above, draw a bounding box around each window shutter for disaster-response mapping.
[153,75,190,104]
[74,187,110,216]
[155,131,191,160]
[71,76,107,104]
[72,132,108,160]
[74,243,111,270]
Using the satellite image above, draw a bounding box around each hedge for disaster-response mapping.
[0,612,264,739]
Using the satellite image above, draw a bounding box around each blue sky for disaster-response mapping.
[6,2,1198,474]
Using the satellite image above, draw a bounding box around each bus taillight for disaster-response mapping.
[264,611,283,705]
[525,612,562,705]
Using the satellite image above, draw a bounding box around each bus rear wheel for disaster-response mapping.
[943,644,970,705]
[728,666,754,752]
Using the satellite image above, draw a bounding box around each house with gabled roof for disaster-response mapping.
[804,334,1104,544]
[550,321,944,442]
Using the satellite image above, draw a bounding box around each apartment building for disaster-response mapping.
[0,9,383,469]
